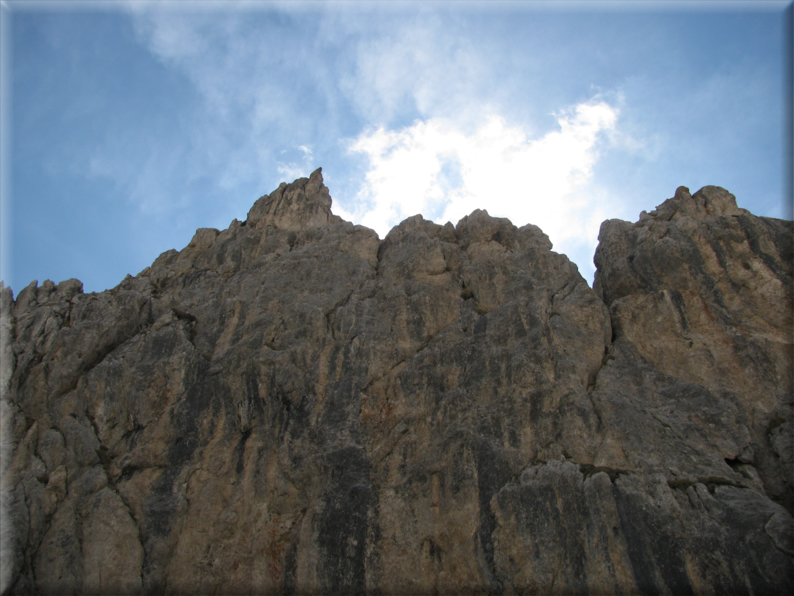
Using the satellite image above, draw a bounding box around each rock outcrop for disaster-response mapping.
[1,169,792,594]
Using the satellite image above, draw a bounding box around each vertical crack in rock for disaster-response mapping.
[474,440,512,595]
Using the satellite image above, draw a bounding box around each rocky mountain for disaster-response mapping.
[1,169,792,594]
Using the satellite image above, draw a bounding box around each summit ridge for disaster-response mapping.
[1,171,792,594]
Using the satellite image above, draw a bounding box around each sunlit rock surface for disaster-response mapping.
[2,169,791,594]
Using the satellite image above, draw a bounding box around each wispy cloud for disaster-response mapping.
[335,10,494,127]
[346,99,618,281]
[277,145,315,182]
[124,7,330,195]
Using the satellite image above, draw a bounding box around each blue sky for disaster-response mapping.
[2,0,791,295]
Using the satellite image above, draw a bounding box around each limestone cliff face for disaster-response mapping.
[1,169,792,594]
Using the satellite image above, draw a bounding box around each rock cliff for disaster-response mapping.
[1,169,792,594]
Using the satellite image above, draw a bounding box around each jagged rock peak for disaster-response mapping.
[639,184,748,222]
[3,175,793,595]
[246,167,343,232]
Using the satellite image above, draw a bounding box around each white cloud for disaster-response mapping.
[347,99,618,265]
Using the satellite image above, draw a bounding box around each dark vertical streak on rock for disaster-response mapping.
[316,446,376,595]
[612,484,694,596]
[475,440,512,595]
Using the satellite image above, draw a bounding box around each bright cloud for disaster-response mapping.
[347,100,618,275]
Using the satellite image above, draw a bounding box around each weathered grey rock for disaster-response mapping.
[493,461,793,594]
[1,172,791,594]
[246,167,342,232]
[595,185,793,511]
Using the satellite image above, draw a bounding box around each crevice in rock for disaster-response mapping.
[550,281,577,308]
[361,357,407,394]
[475,440,511,595]
[724,456,742,471]
[738,216,792,283]
[586,347,614,395]
[324,290,354,341]
[577,463,629,483]
[666,475,742,492]
[48,328,144,403]
[371,421,410,464]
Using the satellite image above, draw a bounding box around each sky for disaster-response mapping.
[1,0,791,296]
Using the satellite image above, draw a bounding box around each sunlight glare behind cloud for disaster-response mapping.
[346,99,618,278]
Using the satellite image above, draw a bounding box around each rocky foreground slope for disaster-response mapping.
[1,169,792,594]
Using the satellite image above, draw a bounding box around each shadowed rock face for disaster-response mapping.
[1,169,791,595]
